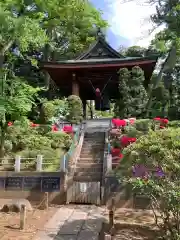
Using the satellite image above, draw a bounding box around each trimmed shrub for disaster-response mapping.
[66,95,83,124]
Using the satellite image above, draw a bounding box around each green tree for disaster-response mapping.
[1,0,108,93]
[66,95,83,124]
[0,1,48,67]
[114,68,130,117]
[119,45,159,57]
[115,67,148,118]
[0,72,40,157]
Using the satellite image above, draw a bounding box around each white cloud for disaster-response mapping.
[107,0,164,47]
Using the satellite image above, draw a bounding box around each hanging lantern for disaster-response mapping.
[95,88,101,97]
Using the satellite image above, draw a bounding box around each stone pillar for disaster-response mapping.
[82,100,87,119]
[72,73,79,96]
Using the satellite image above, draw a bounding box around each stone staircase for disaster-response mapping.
[73,132,105,182]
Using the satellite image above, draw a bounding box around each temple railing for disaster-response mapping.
[60,122,86,173]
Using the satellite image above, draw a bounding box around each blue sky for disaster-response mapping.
[90,0,163,50]
[91,0,130,50]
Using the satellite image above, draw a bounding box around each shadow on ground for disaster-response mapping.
[46,205,105,240]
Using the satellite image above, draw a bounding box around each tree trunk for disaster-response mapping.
[0,124,5,158]
[0,40,13,68]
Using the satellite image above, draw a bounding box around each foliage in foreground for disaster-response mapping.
[117,127,180,239]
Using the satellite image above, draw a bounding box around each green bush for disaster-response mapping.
[134,119,152,132]
[120,128,180,173]
[124,125,143,138]
[118,128,180,239]
[17,148,63,171]
[5,122,72,160]
[42,101,56,123]
[167,120,180,128]
[4,140,13,153]
[46,131,72,149]
[66,95,83,124]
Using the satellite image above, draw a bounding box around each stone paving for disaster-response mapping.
[33,205,106,240]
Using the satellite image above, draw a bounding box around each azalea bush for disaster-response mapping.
[110,118,138,167]
[117,128,180,239]
[153,117,169,129]
[2,119,72,170]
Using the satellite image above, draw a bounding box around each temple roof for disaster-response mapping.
[42,55,158,69]
[41,28,159,69]
[75,34,125,60]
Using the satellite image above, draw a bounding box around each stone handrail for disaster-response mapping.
[103,119,112,176]
[60,122,85,172]
[68,129,85,176]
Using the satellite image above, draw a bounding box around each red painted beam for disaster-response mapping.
[43,60,156,69]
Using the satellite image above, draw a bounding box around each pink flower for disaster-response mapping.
[153,117,161,121]
[117,119,126,127]
[52,125,58,132]
[30,122,39,127]
[129,118,135,124]
[111,148,121,156]
[161,118,169,124]
[8,122,13,126]
[112,118,126,127]
[63,125,73,133]
[129,137,137,143]
[120,135,130,147]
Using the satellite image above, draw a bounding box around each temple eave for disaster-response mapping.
[42,59,157,70]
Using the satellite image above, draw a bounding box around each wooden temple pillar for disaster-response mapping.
[82,100,87,119]
[72,73,79,96]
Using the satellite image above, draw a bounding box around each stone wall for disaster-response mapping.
[104,176,151,209]
[0,172,66,205]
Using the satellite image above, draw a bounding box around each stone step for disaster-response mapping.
[73,172,102,181]
[78,157,101,162]
[85,133,104,137]
[78,159,102,164]
[80,149,104,153]
[74,172,101,177]
[82,143,104,146]
[75,167,102,173]
[73,176,101,182]
[84,138,104,141]
[81,146,104,151]
[76,162,102,167]
[80,154,102,159]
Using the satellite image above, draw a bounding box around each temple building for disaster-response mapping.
[41,29,158,114]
